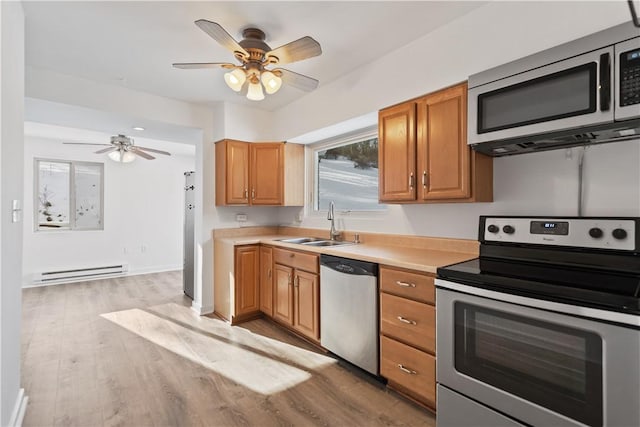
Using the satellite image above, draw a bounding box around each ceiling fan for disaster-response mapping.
[63,135,171,163]
[173,20,322,100]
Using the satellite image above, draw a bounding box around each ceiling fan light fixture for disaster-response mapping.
[224,68,246,92]
[247,81,265,101]
[108,149,136,163]
[261,71,282,95]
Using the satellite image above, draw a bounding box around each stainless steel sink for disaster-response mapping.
[302,240,354,247]
[277,237,325,244]
[277,237,354,247]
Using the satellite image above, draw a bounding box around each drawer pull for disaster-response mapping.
[397,316,416,325]
[396,281,416,288]
[397,364,417,375]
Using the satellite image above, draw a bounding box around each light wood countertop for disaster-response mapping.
[215,230,477,274]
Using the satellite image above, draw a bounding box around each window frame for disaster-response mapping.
[306,126,386,218]
[34,158,105,232]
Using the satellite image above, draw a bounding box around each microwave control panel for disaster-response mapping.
[620,48,640,107]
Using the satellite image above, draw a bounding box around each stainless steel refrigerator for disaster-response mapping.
[183,171,195,299]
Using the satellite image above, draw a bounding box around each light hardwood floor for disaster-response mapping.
[22,271,436,427]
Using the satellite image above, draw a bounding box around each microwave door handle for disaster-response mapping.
[599,52,611,111]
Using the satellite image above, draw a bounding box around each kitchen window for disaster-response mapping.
[312,130,384,212]
[35,159,104,231]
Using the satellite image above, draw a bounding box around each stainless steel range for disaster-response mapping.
[436,216,640,427]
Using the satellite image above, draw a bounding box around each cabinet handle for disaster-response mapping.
[244,189,248,199]
[397,364,417,375]
[422,171,428,188]
[397,316,416,325]
[295,276,300,287]
[290,253,295,258]
[409,173,414,189]
[268,269,272,279]
[287,272,291,283]
[396,281,416,288]
[251,189,256,200]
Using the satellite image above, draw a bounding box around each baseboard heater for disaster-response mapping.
[33,264,129,285]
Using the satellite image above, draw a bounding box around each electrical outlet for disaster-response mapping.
[123,247,128,254]
[236,214,248,222]
[141,244,147,253]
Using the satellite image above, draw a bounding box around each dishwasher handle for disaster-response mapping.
[320,254,378,277]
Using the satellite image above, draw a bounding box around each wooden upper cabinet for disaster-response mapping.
[216,140,249,205]
[416,83,470,200]
[234,245,260,318]
[215,140,304,206]
[378,82,492,204]
[250,143,283,205]
[378,102,417,202]
[259,246,274,317]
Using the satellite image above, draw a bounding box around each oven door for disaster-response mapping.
[468,47,614,145]
[436,279,640,427]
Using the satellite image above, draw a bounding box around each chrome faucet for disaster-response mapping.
[327,201,341,241]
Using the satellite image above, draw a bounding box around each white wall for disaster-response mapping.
[0,1,26,425]
[22,133,195,284]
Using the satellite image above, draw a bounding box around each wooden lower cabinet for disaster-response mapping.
[274,264,294,325]
[259,246,274,316]
[273,248,320,342]
[380,335,436,408]
[379,265,437,410]
[234,245,260,319]
[293,270,320,341]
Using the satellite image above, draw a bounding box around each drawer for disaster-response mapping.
[380,266,435,304]
[380,292,435,354]
[380,335,436,407]
[273,248,319,274]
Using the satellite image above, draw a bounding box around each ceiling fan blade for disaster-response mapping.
[274,68,319,92]
[172,62,235,70]
[135,146,171,156]
[194,20,249,59]
[63,142,111,146]
[95,147,117,154]
[130,148,155,160]
[265,36,322,65]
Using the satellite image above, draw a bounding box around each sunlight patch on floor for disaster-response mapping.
[148,303,338,370]
[101,304,335,395]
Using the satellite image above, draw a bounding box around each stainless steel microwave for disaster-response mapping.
[468,22,640,156]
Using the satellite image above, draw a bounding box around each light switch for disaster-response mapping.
[12,200,22,223]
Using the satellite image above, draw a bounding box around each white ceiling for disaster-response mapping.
[23,1,487,112]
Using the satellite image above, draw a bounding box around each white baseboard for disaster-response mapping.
[23,264,182,288]
[191,301,213,316]
[8,388,28,427]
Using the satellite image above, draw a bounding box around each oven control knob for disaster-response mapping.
[502,225,515,234]
[588,227,603,239]
[612,228,628,240]
[487,224,499,233]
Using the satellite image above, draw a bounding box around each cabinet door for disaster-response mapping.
[226,140,250,204]
[250,143,283,205]
[234,245,260,316]
[259,246,274,317]
[417,83,470,200]
[293,270,320,341]
[378,102,417,202]
[273,264,294,325]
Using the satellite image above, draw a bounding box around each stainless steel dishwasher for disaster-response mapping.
[320,254,379,375]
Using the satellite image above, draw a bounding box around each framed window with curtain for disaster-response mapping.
[35,159,104,231]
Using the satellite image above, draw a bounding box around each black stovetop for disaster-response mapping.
[437,255,640,315]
